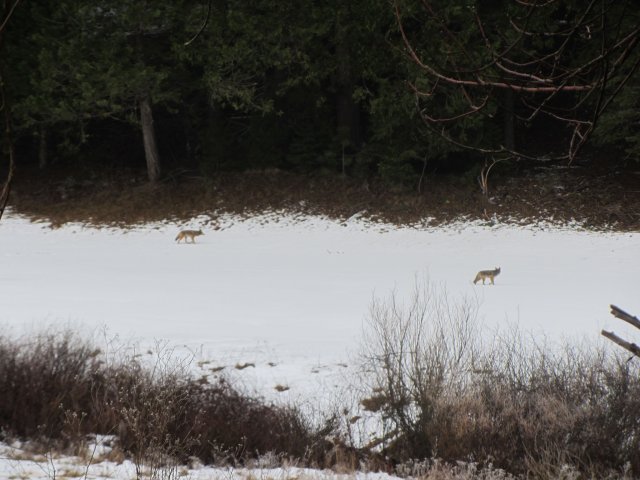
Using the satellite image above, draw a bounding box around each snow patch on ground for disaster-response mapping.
[0,437,402,480]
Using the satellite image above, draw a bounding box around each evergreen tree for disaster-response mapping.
[5,0,199,181]
[2,0,638,187]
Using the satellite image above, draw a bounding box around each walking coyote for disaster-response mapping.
[175,229,204,243]
[473,267,501,285]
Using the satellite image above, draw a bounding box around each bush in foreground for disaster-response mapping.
[0,329,334,470]
[360,280,640,477]
[3,306,640,479]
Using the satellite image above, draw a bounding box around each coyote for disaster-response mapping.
[473,267,501,285]
[175,229,204,243]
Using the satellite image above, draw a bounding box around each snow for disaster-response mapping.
[0,436,401,480]
[0,210,638,478]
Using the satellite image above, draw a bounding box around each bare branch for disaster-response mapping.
[601,330,640,358]
[610,305,640,331]
[478,157,506,197]
[183,0,212,47]
[394,0,640,162]
[0,0,23,34]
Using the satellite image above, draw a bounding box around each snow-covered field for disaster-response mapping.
[0,210,638,478]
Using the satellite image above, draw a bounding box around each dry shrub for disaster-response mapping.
[0,329,335,469]
[360,280,640,476]
[360,279,480,460]
[0,329,102,445]
[185,381,332,466]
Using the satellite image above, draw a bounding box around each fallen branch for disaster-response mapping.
[610,305,640,330]
[601,330,640,358]
[601,305,640,359]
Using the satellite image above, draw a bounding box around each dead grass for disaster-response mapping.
[4,448,49,463]
[8,166,640,231]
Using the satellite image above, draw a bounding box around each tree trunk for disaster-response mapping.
[38,125,47,169]
[335,8,361,155]
[140,94,160,183]
[503,88,515,152]
[0,67,15,222]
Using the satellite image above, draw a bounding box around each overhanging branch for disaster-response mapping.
[394,0,640,162]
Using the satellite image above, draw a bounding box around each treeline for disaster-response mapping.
[2,0,640,185]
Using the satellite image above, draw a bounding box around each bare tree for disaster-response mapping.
[394,0,640,163]
[359,279,481,459]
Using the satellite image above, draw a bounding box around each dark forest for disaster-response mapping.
[1,0,639,227]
